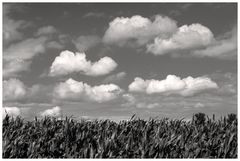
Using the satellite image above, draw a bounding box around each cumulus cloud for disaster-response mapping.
[147,23,214,55]
[3,78,27,101]
[73,35,101,52]
[2,107,21,118]
[54,78,122,103]
[103,15,177,46]
[129,75,218,96]
[104,14,235,59]
[49,50,117,77]
[40,106,61,117]
[191,26,237,59]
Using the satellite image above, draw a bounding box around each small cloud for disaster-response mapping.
[194,102,205,108]
[54,78,123,103]
[82,12,106,18]
[40,106,61,117]
[129,75,218,96]
[49,50,118,77]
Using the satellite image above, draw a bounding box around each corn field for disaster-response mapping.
[2,113,237,158]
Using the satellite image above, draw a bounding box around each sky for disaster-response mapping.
[2,3,237,121]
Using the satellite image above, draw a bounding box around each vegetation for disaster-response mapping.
[2,113,237,158]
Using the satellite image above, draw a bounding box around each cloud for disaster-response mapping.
[3,37,48,78]
[104,14,236,59]
[102,72,127,83]
[129,75,218,96]
[2,107,21,118]
[194,102,205,108]
[82,12,106,18]
[4,37,48,61]
[54,78,122,103]
[191,26,237,59]
[49,50,117,77]
[35,25,58,36]
[3,78,27,101]
[73,35,101,52]
[147,23,214,55]
[40,106,61,117]
[103,15,177,46]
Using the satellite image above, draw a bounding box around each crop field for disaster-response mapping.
[2,113,237,158]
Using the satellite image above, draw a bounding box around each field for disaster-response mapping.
[2,113,237,158]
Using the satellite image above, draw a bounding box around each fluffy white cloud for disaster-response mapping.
[73,35,101,52]
[191,26,237,59]
[129,75,218,96]
[147,23,214,55]
[40,106,61,117]
[103,15,177,46]
[49,50,117,76]
[3,78,27,101]
[54,78,122,103]
[2,107,21,118]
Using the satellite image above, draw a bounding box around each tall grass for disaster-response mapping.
[2,113,237,158]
